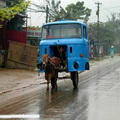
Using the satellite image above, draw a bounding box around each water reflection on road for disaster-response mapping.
[39,88,79,119]
[1,57,120,120]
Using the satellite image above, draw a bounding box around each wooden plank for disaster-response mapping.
[0,54,3,65]
[7,41,38,71]
[7,60,35,71]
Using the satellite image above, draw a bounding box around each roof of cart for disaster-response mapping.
[43,19,86,26]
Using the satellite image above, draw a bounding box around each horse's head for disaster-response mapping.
[42,54,50,66]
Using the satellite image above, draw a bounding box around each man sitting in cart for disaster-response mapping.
[55,47,66,68]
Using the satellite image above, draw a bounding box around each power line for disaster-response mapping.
[91,0,98,4]
[89,16,96,21]
[37,12,43,19]
[100,4,120,21]
[100,6,120,11]
[101,4,112,15]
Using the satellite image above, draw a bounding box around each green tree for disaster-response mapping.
[89,23,114,45]
[58,2,91,23]
[45,0,61,21]
[88,22,116,55]
[107,13,120,53]
[106,13,120,42]
[0,0,30,28]
[33,0,61,22]
[33,1,91,23]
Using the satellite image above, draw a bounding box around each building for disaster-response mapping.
[0,0,6,8]
[0,0,28,50]
[27,27,41,46]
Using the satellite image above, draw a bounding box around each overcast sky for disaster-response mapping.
[27,0,120,26]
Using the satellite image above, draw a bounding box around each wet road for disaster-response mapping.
[0,57,120,120]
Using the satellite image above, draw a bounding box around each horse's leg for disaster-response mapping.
[47,79,49,90]
[45,73,49,90]
[55,78,57,89]
[47,73,52,90]
[55,71,58,89]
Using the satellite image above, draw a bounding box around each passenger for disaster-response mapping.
[46,30,52,39]
[59,47,66,61]
[59,47,66,68]
[46,35,51,39]
[55,47,66,68]
[76,28,81,37]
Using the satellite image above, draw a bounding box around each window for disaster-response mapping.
[42,24,82,39]
[83,26,87,38]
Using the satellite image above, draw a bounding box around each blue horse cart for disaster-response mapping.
[38,20,90,89]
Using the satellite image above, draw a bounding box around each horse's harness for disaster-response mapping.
[43,57,56,73]
[37,56,59,73]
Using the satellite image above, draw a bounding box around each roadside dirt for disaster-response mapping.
[0,69,45,95]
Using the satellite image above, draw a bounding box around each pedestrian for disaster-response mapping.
[110,46,115,58]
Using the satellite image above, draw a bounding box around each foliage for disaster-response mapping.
[88,23,97,42]
[100,24,114,45]
[33,1,91,23]
[33,0,61,22]
[0,0,30,28]
[106,13,120,42]
[58,2,92,23]
[88,13,120,46]
[27,26,42,31]
[45,0,61,21]
[88,12,120,55]
[88,22,114,46]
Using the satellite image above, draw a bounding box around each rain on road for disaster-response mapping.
[0,56,120,120]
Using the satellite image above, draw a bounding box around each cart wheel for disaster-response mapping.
[71,72,79,89]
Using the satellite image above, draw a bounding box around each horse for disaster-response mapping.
[42,54,60,90]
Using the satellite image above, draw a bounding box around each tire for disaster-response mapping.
[71,72,79,89]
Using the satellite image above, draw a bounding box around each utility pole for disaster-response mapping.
[95,2,102,60]
[46,5,49,23]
